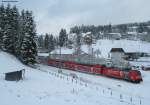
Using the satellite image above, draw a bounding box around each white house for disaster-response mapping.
[110,48,126,67]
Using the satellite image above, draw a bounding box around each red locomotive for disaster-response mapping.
[40,58,143,83]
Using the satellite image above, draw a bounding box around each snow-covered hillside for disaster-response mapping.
[0,51,150,105]
[83,39,150,58]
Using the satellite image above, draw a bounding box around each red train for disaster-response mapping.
[40,58,143,83]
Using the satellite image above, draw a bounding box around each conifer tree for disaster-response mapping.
[59,28,67,47]
[48,34,54,52]
[0,5,37,65]
[44,33,49,50]
[0,4,5,49]
[53,36,59,48]
[2,4,13,53]
[2,4,19,54]
[11,5,19,55]
[38,35,44,49]
[20,10,37,65]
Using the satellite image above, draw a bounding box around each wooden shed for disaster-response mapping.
[5,69,25,81]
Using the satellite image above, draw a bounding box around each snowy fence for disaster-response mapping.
[39,68,147,105]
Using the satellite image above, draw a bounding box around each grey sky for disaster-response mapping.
[14,0,150,35]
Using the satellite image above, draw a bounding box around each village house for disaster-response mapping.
[110,48,125,63]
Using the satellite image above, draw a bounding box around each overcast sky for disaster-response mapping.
[13,0,150,35]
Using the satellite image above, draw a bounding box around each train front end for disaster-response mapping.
[128,70,143,83]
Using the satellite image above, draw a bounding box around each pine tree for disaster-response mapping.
[107,24,112,33]
[15,10,26,58]
[11,5,19,55]
[0,4,5,49]
[2,4,19,54]
[120,24,127,33]
[137,24,145,33]
[0,5,37,65]
[44,33,49,50]
[20,10,37,65]
[2,4,13,53]
[70,26,80,34]
[53,36,59,48]
[48,34,54,52]
[59,28,67,47]
[37,35,44,49]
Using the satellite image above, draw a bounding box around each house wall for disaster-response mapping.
[111,52,125,66]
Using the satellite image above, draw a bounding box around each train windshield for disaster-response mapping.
[136,71,142,75]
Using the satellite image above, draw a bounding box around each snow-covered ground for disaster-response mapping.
[0,51,150,105]
[40,64,150,103]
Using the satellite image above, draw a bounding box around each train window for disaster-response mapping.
[95,68,101,71]
[122,68,131,71]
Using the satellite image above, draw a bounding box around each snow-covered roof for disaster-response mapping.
[51,47,74,54]
[38,53,49,57]
[127,32,138,35]
[0,51,26,73]
[128,26,138,29]
[82,32,92,37]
